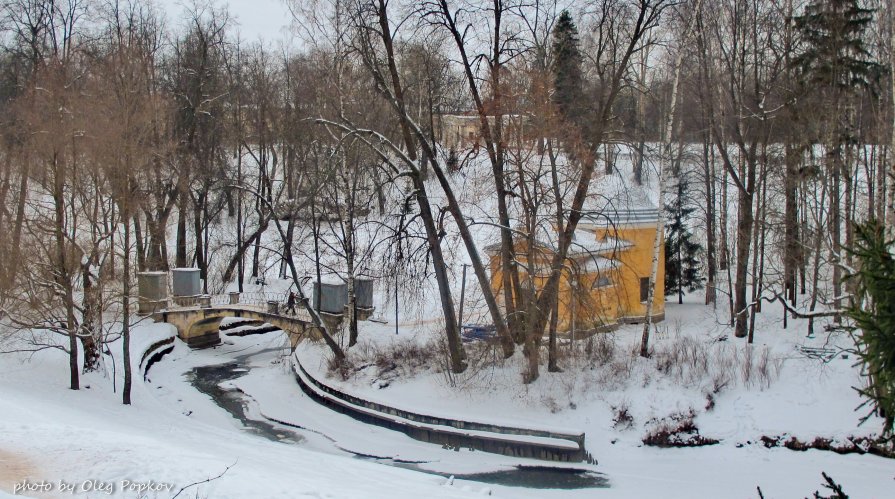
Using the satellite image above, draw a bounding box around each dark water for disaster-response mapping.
[451,467,607,489]
[189,361,304,444]
[188,359,607,490]
[367,458,609,489]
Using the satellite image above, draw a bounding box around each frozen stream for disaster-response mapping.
[187,349,607,490]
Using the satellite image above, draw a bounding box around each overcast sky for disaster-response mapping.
[156,0,296,46]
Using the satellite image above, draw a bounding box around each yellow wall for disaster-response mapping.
[487,224,664,335]
[604,224,665,322]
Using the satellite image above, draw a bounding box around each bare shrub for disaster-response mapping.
[736,344,783,389]
[371,340,435,377]
[755,347,784,389]
[642,410,719,447]
[704,392,715,411]
[329,337,440,384]
[739,345,754,386]
[327,354,354,381]
[597,351,637,390]
[612,400,634,429]
[652,335,712,386]
[584,333,616,367]
[709,344,735,394]
[649,336,782,392]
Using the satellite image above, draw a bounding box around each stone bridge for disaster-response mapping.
[152,304,321,349]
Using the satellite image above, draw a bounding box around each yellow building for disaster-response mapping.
[486,205,664,335]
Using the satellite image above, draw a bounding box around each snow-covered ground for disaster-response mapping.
[295,289,895,498]
[2,146,892,497]
[0,326,483,499]
[1,290,893,498]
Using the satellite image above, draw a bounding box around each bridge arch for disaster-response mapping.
[153,306,320,349]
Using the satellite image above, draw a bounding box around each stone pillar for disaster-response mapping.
[229,292,240,305]
[267,300,279,314]
[137,271,168,314]
[198,295,211,308]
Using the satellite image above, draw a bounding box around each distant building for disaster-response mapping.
[485,177,664,335]
[437,113,531,150]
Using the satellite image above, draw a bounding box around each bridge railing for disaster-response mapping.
[238,291,288,306]
[164,291,316,323]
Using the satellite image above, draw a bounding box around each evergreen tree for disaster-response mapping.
[846,220,895,436]
[793,0,879,92]
[664,170,703,304]
[446,147,459,173]
[793,0,881,316]
[551,10,584,126]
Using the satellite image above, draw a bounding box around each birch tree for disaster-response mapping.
[641,0,700,357]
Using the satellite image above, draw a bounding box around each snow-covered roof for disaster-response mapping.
[483,227,632,257]
[574,255,618,274]
[567,229,632,256]
[579,171,659,227]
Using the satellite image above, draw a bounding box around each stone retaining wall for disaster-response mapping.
[292,353,589,462]
[140,336,175,379]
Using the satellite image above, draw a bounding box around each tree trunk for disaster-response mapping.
[280,217,295,280]
[52,153,78,391]
[830,143,842,319]
[80,254,101,372]
[192,192,206,291]
[8,161,29,285]
[748,155,768,343]
[702,132,717,305]
[132,212,145,272]
[641,1,697,356]
[844,141,855,294]
[176,190,188,268]
[346,194,358,348]
[807,182,827,337]
[122,210,132,405]
[720,165,729,272]
[733,161,755,339]
[223,217,270,285]
[784,143,801,305]
[236,143,244,291]
[547,289,561,373]
[412,175,466,373]
[889,10,895,237]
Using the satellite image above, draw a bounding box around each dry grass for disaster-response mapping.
[329,337,440,383]
[325,328,786,419]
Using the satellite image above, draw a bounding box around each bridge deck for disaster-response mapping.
[153,299,320,349]
[164,303,314,323]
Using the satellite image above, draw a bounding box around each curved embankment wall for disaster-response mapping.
[137,323,591,463]
[140,336,176,379]
[291,353,590,463]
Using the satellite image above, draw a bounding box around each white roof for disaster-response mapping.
[483,226,632,256]
[579,172,659,226]
[567,229,632,256]
[575,255,618,274]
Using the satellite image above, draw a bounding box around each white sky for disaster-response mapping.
[156,0,296,46]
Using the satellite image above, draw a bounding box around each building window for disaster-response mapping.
[640,277,650,302]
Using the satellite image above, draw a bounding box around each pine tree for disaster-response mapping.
[551,10,584,126]
[845,220,895,436]
[793,0,879,92]
[664,170,703,304]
